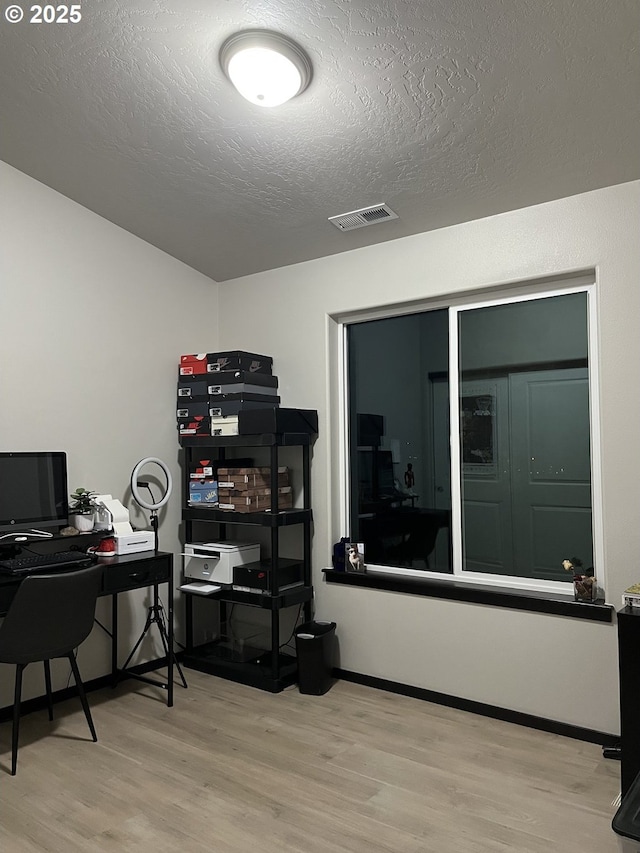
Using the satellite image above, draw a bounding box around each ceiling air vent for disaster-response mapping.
[328,203,399,232]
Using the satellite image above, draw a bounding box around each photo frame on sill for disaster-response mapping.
[345,542,366,573]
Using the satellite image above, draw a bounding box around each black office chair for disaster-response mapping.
[385,515,444,570]
[0,565,102,775]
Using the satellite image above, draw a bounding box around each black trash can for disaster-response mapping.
[295,620,336,695]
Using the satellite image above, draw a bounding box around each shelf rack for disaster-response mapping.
[180,432,314,692]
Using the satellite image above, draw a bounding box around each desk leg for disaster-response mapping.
[167,567,174,708]
[185,592,193,654]
[111,593,119,687]
[271,609,280,682]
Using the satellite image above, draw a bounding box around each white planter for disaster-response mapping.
[70,513,95,533]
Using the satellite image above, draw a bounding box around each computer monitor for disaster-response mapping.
[375,450,396,498]
[0,452,69,538]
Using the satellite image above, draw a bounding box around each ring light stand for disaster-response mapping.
[123,458,187,691]
[131,457,172,554]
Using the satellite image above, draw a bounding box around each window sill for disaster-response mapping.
[322,569,613,623]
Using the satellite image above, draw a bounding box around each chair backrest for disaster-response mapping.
[0,565,102,664]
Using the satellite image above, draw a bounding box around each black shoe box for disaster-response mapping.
[177,397,210,419]
[177,376,210,397]
[178,393,281,420]
[206,351,273,374]
[176,371,280,399]
[207,371,278,390]
[209,394,281,417]
[233,559,303,593]
[238,407,318,436]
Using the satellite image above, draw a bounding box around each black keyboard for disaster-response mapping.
[0,550,94,576]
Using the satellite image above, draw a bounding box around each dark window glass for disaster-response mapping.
[458,292,591,581]
[347,309,452,572]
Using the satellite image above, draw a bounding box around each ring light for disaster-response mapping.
[131,457,173,510]
[130,458,173,553]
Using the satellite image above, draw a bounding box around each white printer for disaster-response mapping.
[183,541,260,585]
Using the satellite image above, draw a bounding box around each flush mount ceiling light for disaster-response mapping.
[219,29,312,107]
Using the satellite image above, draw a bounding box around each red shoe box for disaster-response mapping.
[178,415,210,436]
[179,354,210,376]
[188,457,254,479]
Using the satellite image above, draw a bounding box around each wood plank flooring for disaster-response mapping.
[0,671,622,852]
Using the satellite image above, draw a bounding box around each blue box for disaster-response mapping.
[188,480,218,505]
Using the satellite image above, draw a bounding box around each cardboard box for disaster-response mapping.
[218,473,290,490]
[207,370,278,389]
[217,466,287,476]
[219,493,293,513]
[217,467,289,490]
[238,407,318,436]
[218,485,292,499]
[188,457,254,479]
[205,351,273,375]
[188,480,219,505]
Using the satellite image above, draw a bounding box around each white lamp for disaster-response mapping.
[219,29,312,107]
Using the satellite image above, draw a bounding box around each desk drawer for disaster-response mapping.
[102,558,170,593]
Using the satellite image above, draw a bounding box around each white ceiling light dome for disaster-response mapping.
[219,29,313,108]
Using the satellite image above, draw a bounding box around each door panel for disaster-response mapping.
[510,368,592,580]
[463,500,509,572]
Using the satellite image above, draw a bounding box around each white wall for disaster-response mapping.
[218,180,640,735]
[0,162,220,706]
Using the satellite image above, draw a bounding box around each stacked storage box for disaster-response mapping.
[177,350,278,438]
[185,455,254,506]
[185,456,218,506]
[217,466,293,513]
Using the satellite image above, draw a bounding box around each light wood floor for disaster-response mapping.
[0,670,622,852]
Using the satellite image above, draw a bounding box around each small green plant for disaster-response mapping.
[69,488,97,516]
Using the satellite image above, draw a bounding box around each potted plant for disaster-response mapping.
[69,487,97,533]
[563,556,597,602]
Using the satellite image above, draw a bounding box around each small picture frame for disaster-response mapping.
[345,542,366,573]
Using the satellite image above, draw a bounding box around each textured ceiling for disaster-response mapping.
[1,0,638,282]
